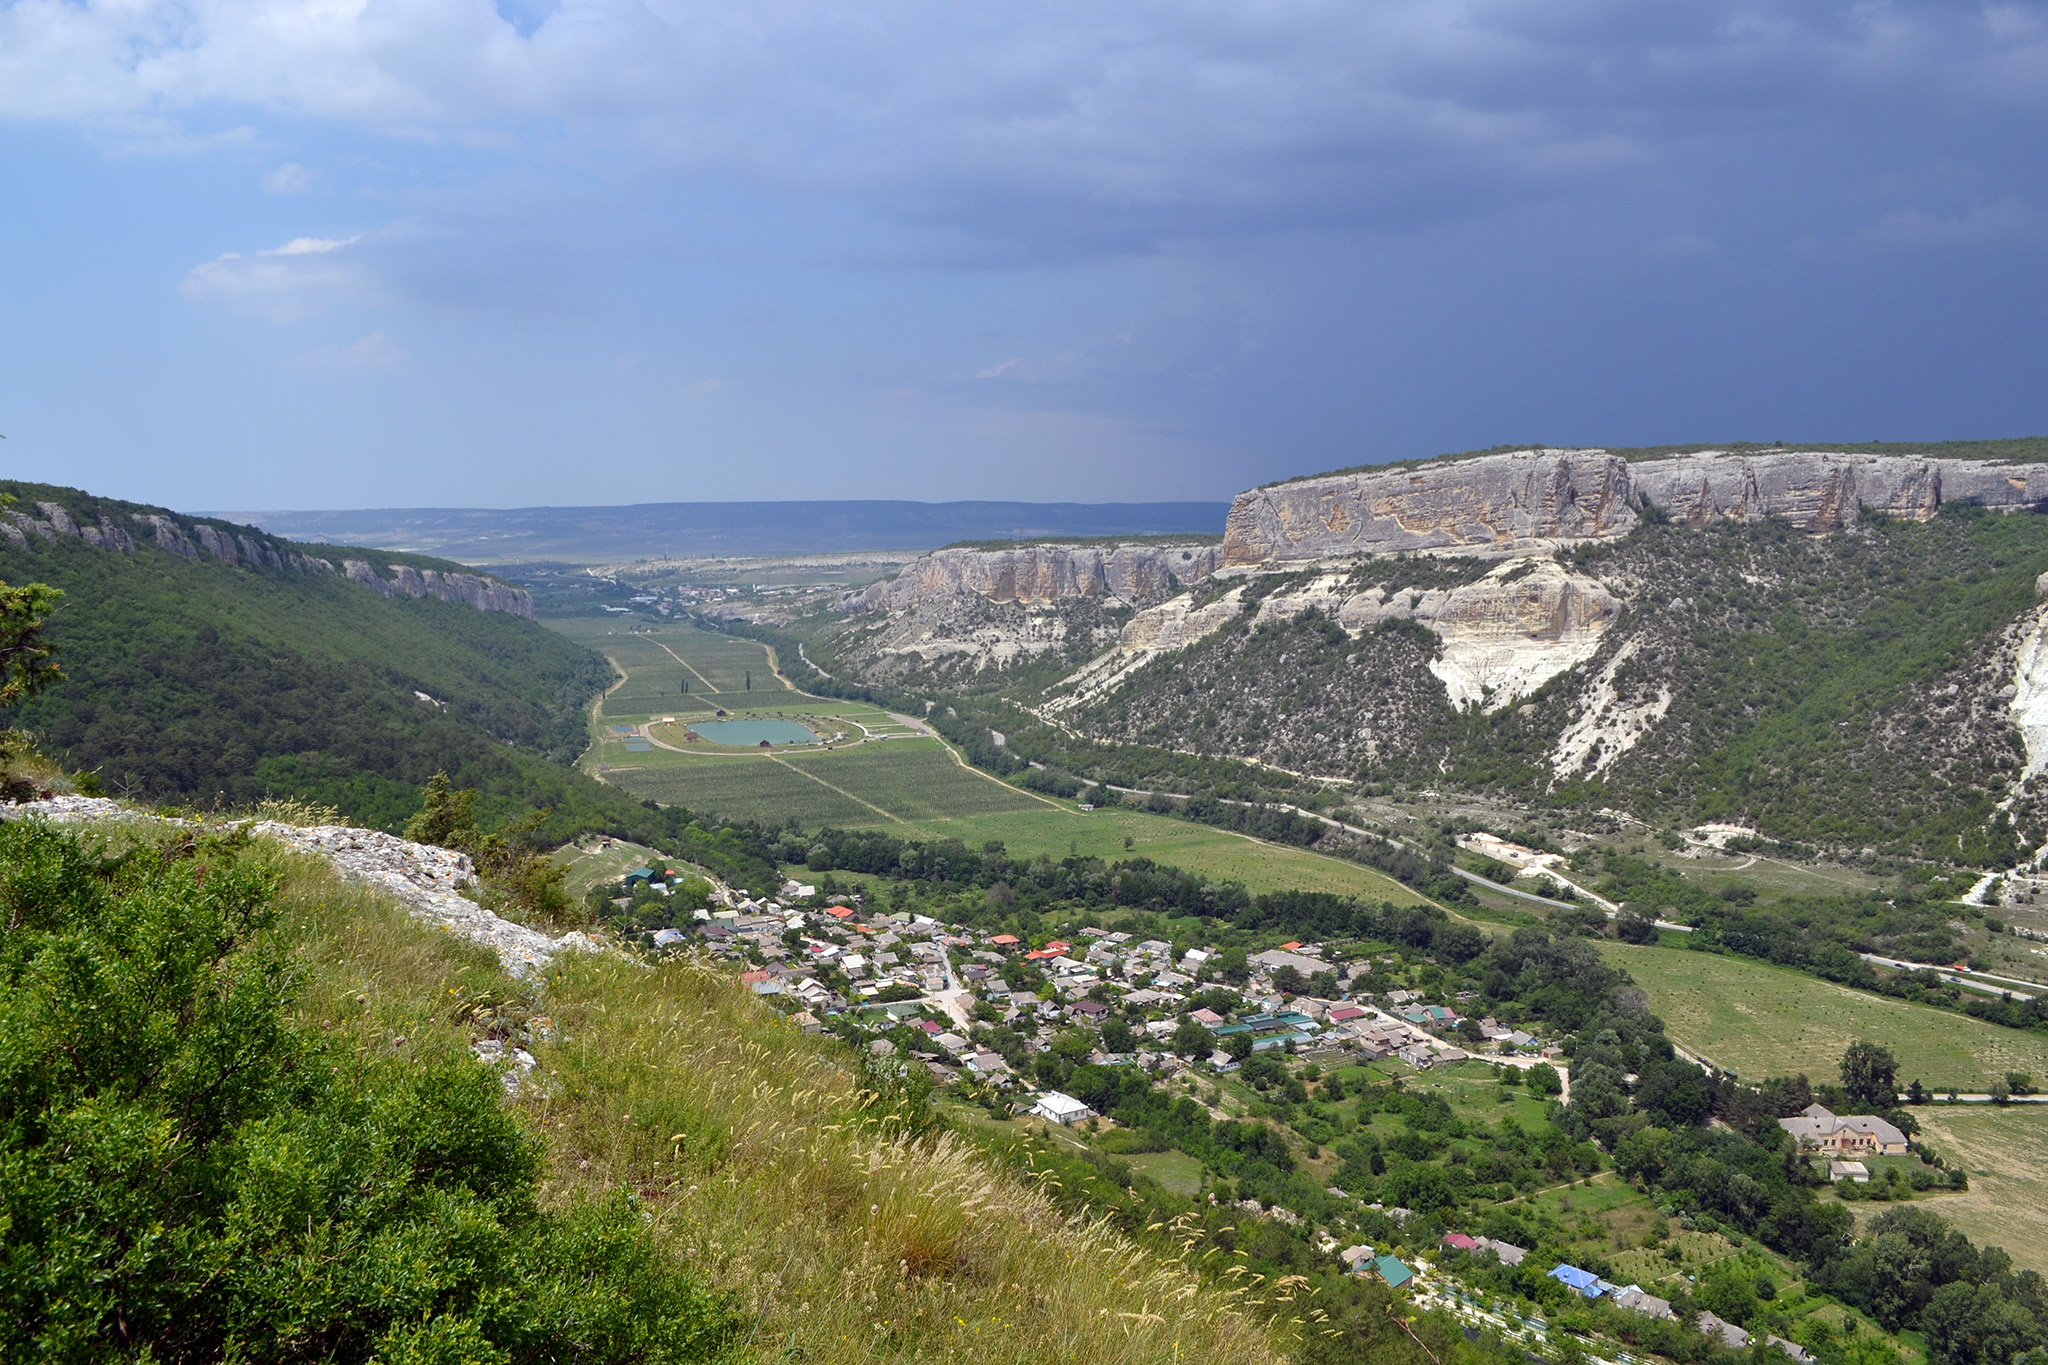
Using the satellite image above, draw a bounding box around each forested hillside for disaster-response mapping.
[0,482,776,884]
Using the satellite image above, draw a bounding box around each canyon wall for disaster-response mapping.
[838,541,1220,614]
[1222,449,2048,566]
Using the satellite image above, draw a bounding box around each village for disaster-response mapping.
[600,855,1934,1365]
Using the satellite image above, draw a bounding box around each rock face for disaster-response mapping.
[839,541,1220,615]
[342,560,536,618]
[1222,449,2048,565]
[0,491,535,620]
[1067,559,1621,713]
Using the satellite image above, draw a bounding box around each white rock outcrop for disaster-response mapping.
[1,797,604,978]
[1549,638,1672,778]
[1222,448,2048,565]
[1056,558,1621,713]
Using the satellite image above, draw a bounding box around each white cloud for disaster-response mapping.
[975,358,1020,380]
[181,233,372,319]
[295,330,405,369]
[262,161,318,194]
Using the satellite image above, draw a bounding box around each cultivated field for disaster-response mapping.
[605,755,885,827]
[546,615,1428,903]
[1896,1105,2048,1274]
[553,617,809,711]
[893,806,1429,903]
[1601,941,2048,1091]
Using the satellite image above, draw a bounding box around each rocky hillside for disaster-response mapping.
[820,539,1219,685]
[4,483,534,617]
[814,445,2048,863]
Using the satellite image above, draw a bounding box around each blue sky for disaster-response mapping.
[1,0,2044,508]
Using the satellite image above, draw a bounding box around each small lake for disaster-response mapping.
[687,719,820,746]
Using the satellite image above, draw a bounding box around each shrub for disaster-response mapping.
[0,817,739,1364]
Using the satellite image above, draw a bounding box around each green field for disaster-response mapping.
[544,616,1429,904]
[1893,1105,2048,1274]
[1601,941,2048,1091]
[552,618,810,712]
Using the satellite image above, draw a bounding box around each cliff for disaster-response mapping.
[1222,448,2048,565]
[0,486,533,619]
[838,541,1219,614]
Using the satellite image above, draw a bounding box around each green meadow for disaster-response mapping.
[544,616,1427,903]
[1601,940,2048,1091]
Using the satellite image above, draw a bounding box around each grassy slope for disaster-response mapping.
[268,841,1284,1365]
[1599,940,2048,1089]
[1890,1106,2048,1274]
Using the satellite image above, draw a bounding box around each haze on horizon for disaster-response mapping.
[1,0,2043,511]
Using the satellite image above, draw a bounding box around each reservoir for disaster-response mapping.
[688,719,820,746]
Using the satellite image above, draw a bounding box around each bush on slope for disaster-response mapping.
[0,816,740,1363]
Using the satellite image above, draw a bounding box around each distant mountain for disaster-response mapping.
[215,500,1233,564]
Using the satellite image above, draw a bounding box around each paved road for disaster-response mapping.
[1856,952,2041,1000]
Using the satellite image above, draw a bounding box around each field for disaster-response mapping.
[545,616,1429,903]
[1601,941,2048,1091]
[1891,1105,2048,1274]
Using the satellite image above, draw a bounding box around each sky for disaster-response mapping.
[0,0,2044,509]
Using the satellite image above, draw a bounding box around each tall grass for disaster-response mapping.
[262,842,1287,1365]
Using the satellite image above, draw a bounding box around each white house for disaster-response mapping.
[1030,1091,1093,1125]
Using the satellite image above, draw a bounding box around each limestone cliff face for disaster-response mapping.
[342,560,536,619]
[1223,449,2048,565]
[1075,560,1621,713]
[0,495,534,621]
[839,541,1220,615]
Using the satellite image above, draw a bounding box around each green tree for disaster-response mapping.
[1841,1040,1900,1109]
[1526,1062,1563,1097]
[1170,1017,1210,1057]
[0,573,62,707]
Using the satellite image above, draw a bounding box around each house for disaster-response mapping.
[1249,948,1326,977]
[987,934,1021,950]
[1548,1264,1604,1298]
[1071,999,1111,1021]
[1190,1007,1226,1026]
[1697,1312,1751,1351]
[1829,1160,1872,1184]
[1441,1233,1479,1252]
[1475,1237,1528,1267]
[1031,1091,1093,1125]
[1767,1336,1815,1362]
[967,1050,1010,1077]
[1778,1104,1910,1156]
[1373,1255,1414,1290]
[1339,1245,1375,1273]
[1610,1287,1675,1320]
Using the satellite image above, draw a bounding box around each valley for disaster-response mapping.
[11,451,2048,1365]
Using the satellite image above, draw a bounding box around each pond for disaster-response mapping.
[685,718,821,747]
